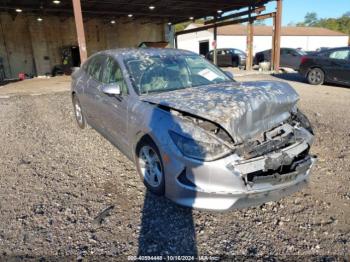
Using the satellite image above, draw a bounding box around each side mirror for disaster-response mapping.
[102,84,121,96]
[224,71,234,80]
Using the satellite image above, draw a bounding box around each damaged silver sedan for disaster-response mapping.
[71,48,316,211]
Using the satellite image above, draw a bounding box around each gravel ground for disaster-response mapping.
[0,73,349,260]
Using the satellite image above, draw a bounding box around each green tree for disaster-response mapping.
[297,12,318,26]
[296,11,350,38]
[343,11,350,17]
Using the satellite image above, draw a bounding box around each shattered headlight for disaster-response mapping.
[294,109,314,135]
[169,130,232,161]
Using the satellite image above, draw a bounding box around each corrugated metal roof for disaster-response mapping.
[0,0,273,24]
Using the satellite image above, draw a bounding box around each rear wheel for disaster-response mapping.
[136,137,165,196]
[307,68,324,85]
[72,95,86,129]
[232,57,239,67]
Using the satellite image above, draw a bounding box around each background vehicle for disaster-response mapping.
[206,48,246,67]
[299,47,350,86]
[254,48,307,70]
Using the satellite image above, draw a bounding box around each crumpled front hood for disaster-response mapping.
[141,81,299,143]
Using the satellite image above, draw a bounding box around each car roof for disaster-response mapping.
[94,48,197,60]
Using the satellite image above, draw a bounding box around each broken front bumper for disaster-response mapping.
[163,139,316,211]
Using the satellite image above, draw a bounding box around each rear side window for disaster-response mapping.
[233,49,245,55]
[87,55,106,82]
[281,49,291,55]
[329,50,350,60]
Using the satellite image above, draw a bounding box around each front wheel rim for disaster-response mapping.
[139,146,163,187]
[309,70,322,83]
[74,101,83,124]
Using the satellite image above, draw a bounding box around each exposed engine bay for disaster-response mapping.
[166,106,315,188]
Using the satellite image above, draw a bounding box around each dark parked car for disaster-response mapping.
[206,48,246,67]
[254,48,307,70]
[299,47,350,86]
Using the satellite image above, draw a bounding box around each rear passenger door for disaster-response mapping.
[217,50,231,66]
[287,49,302,70]
[280,49,292,68]
[82,55,108,129]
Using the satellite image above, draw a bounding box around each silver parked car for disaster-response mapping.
[71,48,316,211]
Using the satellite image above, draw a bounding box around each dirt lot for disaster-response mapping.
[0,73,349,260]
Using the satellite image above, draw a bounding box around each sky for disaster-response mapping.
[264,0,350,25]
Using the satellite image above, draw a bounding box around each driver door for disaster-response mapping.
[99,57,130,154]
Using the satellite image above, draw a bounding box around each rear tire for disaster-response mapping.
[72,95,86,129]
[307,68,324,85]
[136,137,165,196]
[232,57,239,67]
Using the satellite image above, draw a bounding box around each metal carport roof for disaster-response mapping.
[0,0,272,24]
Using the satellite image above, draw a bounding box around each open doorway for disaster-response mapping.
[71,46,81,67]
[199,41,209,56]
[61,45,81,75]
[52,46,81,76]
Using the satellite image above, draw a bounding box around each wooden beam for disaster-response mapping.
[245,5,253,70]
[271,15,276,70]
[273,0,282,71]
[213,25,218,65]
[175,34,178,48]
[175,12,275,36]
[204,5,266,25]
[246,20,254,70]
[72,0,87,63]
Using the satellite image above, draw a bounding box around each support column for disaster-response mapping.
[174,34,178,49]
[273,0,282,71]
[271,15,276,70]
[72,0,87,64]
[246,6,254,70]
[213,25,217,65]
[246,20,254,70]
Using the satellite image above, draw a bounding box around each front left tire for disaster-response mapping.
[72,95,86,129]
[136,137,165,196]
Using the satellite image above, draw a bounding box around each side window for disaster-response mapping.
[103,57,129,95]
[329,50,350,60]
[88,55,106,81]
[281,49,288,55]
[317,51,330,57]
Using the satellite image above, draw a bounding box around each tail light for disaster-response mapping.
[300,56,309,65]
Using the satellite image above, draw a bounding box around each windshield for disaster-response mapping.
[296,49,307,55]
[125,54,232,95]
